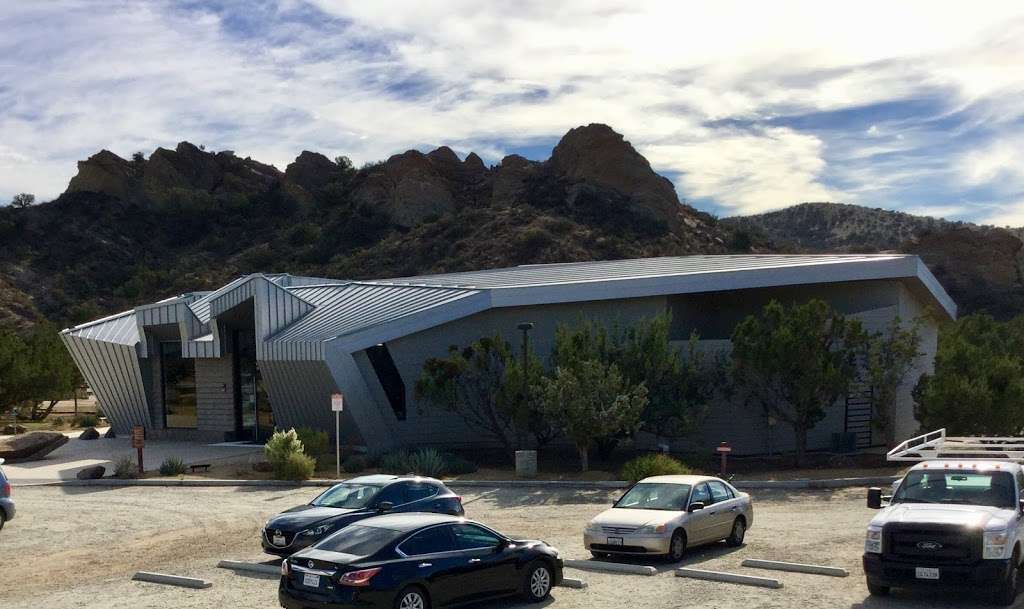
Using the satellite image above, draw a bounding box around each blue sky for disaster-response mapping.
[1,1,1023,224]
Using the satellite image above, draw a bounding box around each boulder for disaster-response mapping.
[79,427,100,440]
[65,150,136,199]
[1,424,27,435]
[0,431,69,461]
[104,427,117,439]
[284,151,344,194]
[76,465,106,480]
[351,150,457,227]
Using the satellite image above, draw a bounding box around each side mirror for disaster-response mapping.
[377,501,394,513]
[867,487,882,510]
[495,538,510,552]
[688,502,705,512]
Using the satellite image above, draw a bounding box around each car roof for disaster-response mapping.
[342,474,444,486]
[356,512,466,532]
[639,475,721,485]
[909,460,1024,473]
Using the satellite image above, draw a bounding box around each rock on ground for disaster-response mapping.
[76,465,106,480]
[78,427,100,440]
[0,431,69,461]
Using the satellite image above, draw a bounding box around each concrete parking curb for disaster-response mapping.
[563,559,657,576]
[217,560,280,576]
[132,571,212,589]
[558,577,588,589]
[31,475,898,490]
[741,558,849,577]
[675,567,782,589]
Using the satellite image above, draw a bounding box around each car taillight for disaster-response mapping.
[1,482,9,497]
[455,496,462,503]
[339,567,382,587]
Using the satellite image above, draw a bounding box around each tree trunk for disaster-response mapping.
[30,400,59,421]
[578,445,590,472]
[794,423,808,468]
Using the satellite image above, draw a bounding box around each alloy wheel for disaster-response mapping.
[530,566,552,598]
[399,591,425,609]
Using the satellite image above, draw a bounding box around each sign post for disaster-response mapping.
[716,441,732,477]
[331,393,344,480]
[132,425,146,475]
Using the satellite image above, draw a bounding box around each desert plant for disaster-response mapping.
[342,454,369,473]
[378,449,410,474]
[443,454,478,475]
[113,455,139,479]
[620,453,692,483]
[277,452,316,481]
[405,448,447,477]
[265,428,304,462]
[48,416,67,429]
[295,427,329,458]
[74,413,99,428]
[158,456,187,476]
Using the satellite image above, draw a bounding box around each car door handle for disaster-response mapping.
[418,563,432,568]
[468,558,481,563]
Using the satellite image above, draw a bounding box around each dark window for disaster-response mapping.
[689,483,711,506]
[311,483,382,509]
[404,483,439,503]
[708,481,731,504]
[366,343,406,420]
[316,525,403,556]
[375,483,407,505]
[400,525,458,556]
[160,342,197,429]
[451,524,502,550]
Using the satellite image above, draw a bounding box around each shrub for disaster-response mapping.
[49,416,67,429]
[159,457,187,476]
[406,448,447,477]
[443,454,478,475]
[265,428,304,463]
[277,452,316,481]
[378,449,410,474]
[342,454,369,473]
[296,427,329,458]
[113,455,139,479]
[620,453,692,482]
[74,414,99,428]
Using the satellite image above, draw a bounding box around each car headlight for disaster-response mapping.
[584,522,603,533]
[299,523,333,537]
[984,530,1011,559]
[864,527,883,554]
[635,524,667,535]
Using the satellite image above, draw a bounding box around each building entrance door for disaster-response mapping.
[234,329,274,442]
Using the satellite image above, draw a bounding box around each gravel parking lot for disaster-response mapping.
[1,484,1018,609]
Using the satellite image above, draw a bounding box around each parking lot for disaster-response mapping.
[0,484,1016,609]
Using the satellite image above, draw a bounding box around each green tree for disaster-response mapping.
[538,359,647,471]
[865,317,924,447]
[0,323,80,419]
[10,193,34,208]
[914,314,1024,435]
[731,299,866,466]
[0,330,30,414]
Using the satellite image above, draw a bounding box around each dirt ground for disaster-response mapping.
[0,485,1017,609]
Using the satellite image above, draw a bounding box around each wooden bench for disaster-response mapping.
[188,463,212,473]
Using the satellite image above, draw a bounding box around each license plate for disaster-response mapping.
[302,573,321,588]
[273,535,286,546]
[915,567,939,580]
[607,537,623,546]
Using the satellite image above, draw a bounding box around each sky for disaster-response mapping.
[1,1,1023,224]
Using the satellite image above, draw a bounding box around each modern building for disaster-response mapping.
[60,254,955,455]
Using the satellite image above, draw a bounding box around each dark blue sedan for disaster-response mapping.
[279,513,562,609]
[263,475,464,557]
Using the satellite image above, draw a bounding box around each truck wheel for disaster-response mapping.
[866,579,889,596]
[991,550,1020,606]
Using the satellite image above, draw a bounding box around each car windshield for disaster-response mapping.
[311,483,381,509]
[313,524,404,556]
[614,483,692,511]
[892,470,1016,509]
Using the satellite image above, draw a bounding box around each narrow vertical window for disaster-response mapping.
[161,342,197,428]
[366,343,406,420]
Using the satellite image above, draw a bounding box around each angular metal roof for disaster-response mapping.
[64,309,139,345]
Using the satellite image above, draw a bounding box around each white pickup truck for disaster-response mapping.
[864,430,1024,605]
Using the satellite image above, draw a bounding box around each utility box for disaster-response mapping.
[515,450,537,478]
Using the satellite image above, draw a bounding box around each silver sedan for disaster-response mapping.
[583,474,753,561]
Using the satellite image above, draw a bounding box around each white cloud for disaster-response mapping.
[0,1,1023,216]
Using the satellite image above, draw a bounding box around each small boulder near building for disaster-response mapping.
[0,431,69,462]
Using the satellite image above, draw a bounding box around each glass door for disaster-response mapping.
[234,329,274,442]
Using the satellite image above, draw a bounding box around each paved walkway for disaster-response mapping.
[3,428,263,484]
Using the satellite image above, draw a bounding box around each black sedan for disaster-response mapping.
[279,513,562,609]
[263,474,464,557]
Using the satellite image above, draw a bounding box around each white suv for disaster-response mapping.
[865,433,1024,605]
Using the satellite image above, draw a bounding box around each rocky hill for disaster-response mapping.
[0,124,732,330]
[726,203,1024,319]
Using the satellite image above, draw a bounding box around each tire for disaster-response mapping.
[666,530,687,562]
[725,517,746,547]
[991,551,1020,606]
[866,579,890,596]
[523,561,553,603]
[0,510,5,531]
[393,585,430,609]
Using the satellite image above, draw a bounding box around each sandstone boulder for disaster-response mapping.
[65,150,136,199]
[285,151,343,195]
[79,427,100,440]
[76,465,106,480]
[352,150,457,227]
[1,424,27,435]
[104,427,117,439]
[0,431,69,461]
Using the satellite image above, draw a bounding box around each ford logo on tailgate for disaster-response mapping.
[917,541,943,551]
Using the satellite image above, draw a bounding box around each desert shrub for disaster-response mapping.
[277,452,316,481]
[406,448,447,477]
[378,449,411,474]
[113,455,139,479]
[443,454,477,475]
[265,428,304,462]
[296,427,329,458]
[74,414,99,428]
[620,453,692,482]
[159,457,187,476]
[49,416,67,429]
[342,454,369,473]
